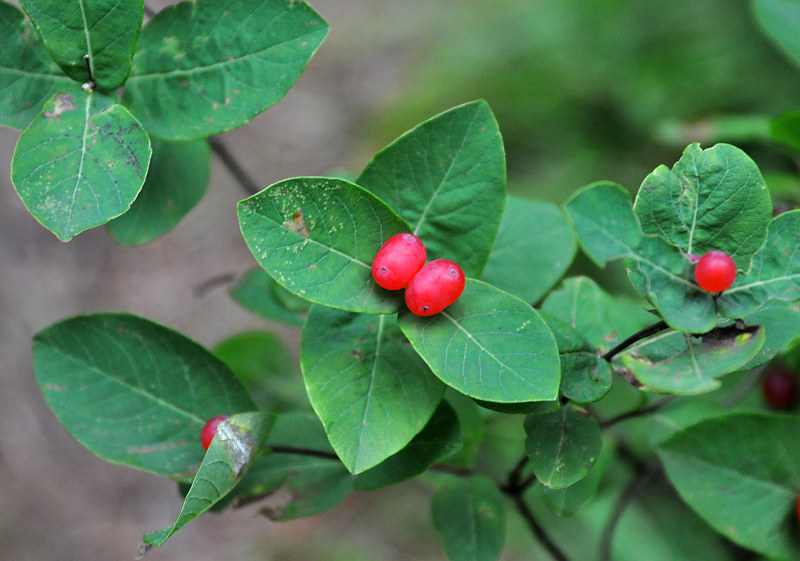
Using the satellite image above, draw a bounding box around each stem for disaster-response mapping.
[207,136,262,196]
[601,320,669,362]
[143,4,156,18]
[598,395,676,429]
[268,444,339,461]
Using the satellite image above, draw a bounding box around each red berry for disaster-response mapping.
[762,368,799,410]
[372,233,427,290]
[797,494,800,525]
[694,250,737,293]
[405,259,465,317]
[200,416,228,450]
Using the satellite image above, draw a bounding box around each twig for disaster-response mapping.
[601,320,669,362]
[143,4,156,18]
[598,395,676,429]
[268,444,339,461]
[208,136,262,195]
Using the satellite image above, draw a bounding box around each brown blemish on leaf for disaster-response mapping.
[283,209,309,237]
[350,350,363,360]
[42,93,76,121]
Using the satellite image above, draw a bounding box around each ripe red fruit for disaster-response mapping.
[405,259,465,316]
[372,233,427,290]
[200,416,228,450]
[762,368,799,410]
[694,250,737,293]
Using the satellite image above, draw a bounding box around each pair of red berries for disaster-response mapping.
[693,250,737,293]
[371,233,465,317]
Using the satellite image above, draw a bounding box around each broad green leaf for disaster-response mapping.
[541,276,614,348]
[107,139,210,245]
[144,412,274,546]
[228,268,308,327]
[11,88,152,241]
[754,0,800,69]
[32,313,256,481]
[300,306,444,474]
[718,210,800,318]
[354,400,462,490]
[20,0,142,89]
[480,196,576,303]
[123,0,328,140]
[228,412,353,521]
[238,177,408,314]
[0,2,73,129]
[431,476,506,561]
[357,100,506,277]
[634,143,771,269]
[615,323,765,394]
[739,299,800,370]
[399,279,560,403]
[658,413,800,560]
[524,404,602,489]
[771,109,800,151]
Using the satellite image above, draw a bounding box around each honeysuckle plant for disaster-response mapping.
[7,0,800,560]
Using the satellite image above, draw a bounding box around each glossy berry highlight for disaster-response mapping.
[200,416,228,450]
[694,250,737,293]
[372,233,427,290]
[405,259,465,317]
[762,367,799,410]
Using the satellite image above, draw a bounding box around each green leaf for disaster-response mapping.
[300,306,444,474]
[357,100,506,277]
[123,0,328,140]
[229,412,353,521]
[11,88,152,241]
[107,139,210,245]
[658,413,800,560]
[431,476,506,561]
[771,109,800,151]
[754,0,800,69]
[19,0,142,89]
[0,2,73,129]
[634,143,771,270]
[480,196,576,303]
[541,276,615,348]
[144,411,274,546]
[718,210,800,318]
[228,268,308,327]
[615,323,765,394]
[32,313,256,481]
[524,403,602,489]
[354,400,462,490]
[399,279,561,403]
[238,177,409,314]
[739,299,800,370]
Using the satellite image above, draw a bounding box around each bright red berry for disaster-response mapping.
[200,416,228,450]
[372,233,427,290]
[762,368,799,410]
[405,259,465,317]
[694,250,737,293]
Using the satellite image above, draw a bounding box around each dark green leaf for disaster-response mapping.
[123,0,328,140]
[301,306,444,474]
[754,0,800,69]
[107,139,210,245]
[144,412,274,546]
[20,0,142,89]
[480,196,576,303]
[524,404,602,489]
[634,143,771,270]
[11,88,152,241]
[431,476,506,561]
[771,109,800,151]
[32,313,256,481]
[357,100,506,277]
[658,413,800,560]
[354,400,462,490]
[399,279,560,403]
[538,435,610,515]
[739,299,800,370]
[228,268,308,327]
[238,177,408,314]
[0,2,73,129]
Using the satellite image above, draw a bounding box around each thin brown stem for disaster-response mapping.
[598,395,676,429]
[208,136,261,195]
[601,320,669,362]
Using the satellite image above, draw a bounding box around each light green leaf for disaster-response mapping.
[301,306,444,474]
[123,0,328,140]
[357,100,506,277]
[634,143,771,270]
[739,299,800,370]
[228,268,309,327]
[32,313,256,481]
[107,138,210,245]
[11,88,152,241]
[541,276,614,348]
[524,404,602,489]
[399,279,561,403]
[481,196,576,303]
[238,177,409,314]
[144,412,274,546]
[431,476,506,561]
[0,2,73,129]
[658,413,800,560]
[754,0,800,70]
[20,0,142,89]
